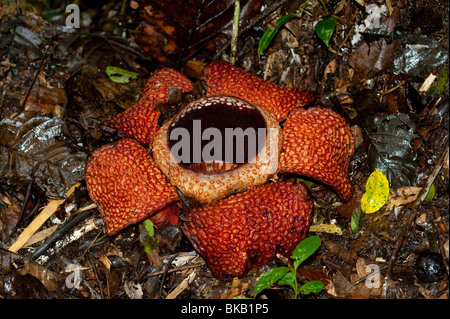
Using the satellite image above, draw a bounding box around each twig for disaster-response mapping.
[77,228,103,262]
[20,36,53,112]
[91,259,104,299]
[166,270,197,299]
[376,80,407,96]
[0,177,35,246]
[229,0,240,65]
[383,135,449,298]
[146,262,205,277]
[158,253,178,299]
[8,199,65,253]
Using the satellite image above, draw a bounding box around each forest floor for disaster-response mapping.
[0,0,448,302]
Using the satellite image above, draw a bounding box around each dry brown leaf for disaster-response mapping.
[352,258,383,297]
[21,84,67,114]
[24,225,59,247]
[330,271,371,299]
[384,186,422,212]
[323,59,338,82]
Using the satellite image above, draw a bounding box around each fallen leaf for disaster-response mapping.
[336,191,362,218]
[20,81,67,114]
[361,169,390,214]
[0,247,63,291]
[348,7,401,84]
[124,280,144,299]
[384,186,421,211]
[0,111,87,198]
[309,223,342,235]
[23,225,59,247]
[331,271,371,299]
[362,112,418,190]
[391,41,448,78]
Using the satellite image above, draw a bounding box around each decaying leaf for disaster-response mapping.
[21,83,67,114]
[0,204,21,239]
[384,186,422,212]
[362,112,418,190]
[391,41,449,78]
[326,271,371,299]
[0,111,87,198]
[0,247,63,292]
[133,0,264,66]
[13,25,43,57]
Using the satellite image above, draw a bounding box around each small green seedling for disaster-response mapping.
[258,0,336,58]
[254,236,324,299]
[140,219,159,253]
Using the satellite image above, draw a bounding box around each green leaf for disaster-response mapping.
[143,219,155,237]
[424,184,436,202]
[361,169,390,214]
[315,16,336,47]
[254,267,289,297]
[299,280,324,295]
[428,68,448,95]
[351,208,365,233]
[292,236,321,265]
[44,12,63,20]
[296,177,314,188]
[258,14,300,59]
[278,271,296,291]
[435,68,447,94]
[106,66,139,83]
[140,219,158,253]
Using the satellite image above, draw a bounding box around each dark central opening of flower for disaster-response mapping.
[168,96,267,173]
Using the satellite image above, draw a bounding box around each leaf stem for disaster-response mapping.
[293,269,299,298]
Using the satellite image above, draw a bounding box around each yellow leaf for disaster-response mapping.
[361,169,389,214]
[309,223,342,235]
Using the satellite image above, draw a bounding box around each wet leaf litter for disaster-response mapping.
[0,0,448,301]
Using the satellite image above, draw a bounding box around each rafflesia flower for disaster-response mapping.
[85,61,355,278]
